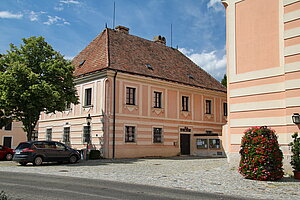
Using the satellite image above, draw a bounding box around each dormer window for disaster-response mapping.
[79,60,86,67]
[188,74,194,79]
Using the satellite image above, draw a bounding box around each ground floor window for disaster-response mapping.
[46,128,52,141]
[196,139,208,149]
[153,128,163,143]
[31,130,38,141]
[83,126,91,143]
[196,138,221,149]
[125,126,135,143]
[3,136,12,148]
[63,127,70,143]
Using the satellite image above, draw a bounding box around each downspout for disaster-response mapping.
[112,70,118,159]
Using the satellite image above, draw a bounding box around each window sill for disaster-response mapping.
[82,105,93,108]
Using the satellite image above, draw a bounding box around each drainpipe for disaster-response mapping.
[112,70,118,159]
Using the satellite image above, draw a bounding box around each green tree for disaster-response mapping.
[0,36,78,141]
[221,74,227,87]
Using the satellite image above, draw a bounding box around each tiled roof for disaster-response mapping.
[72,28,226,92]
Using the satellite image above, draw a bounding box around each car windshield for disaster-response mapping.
[16,143,31,150]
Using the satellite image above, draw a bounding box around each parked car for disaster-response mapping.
[0,145,14,161]
[13,141,81,166]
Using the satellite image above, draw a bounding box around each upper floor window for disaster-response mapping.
[223,102,228,116]
[205,100,212,114]
[126,87,136,105]
[84,88,92,106]
[4,122,12,131]
[182,96,189,111]
[63,127,70,143]
[125,126,135,143]
[153,128,163,143]
[46,128,52,141]
[153,91,162,108]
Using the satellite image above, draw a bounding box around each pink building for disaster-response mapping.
[0,121,27,148]
[38,26,227,158]
[222,0,300,169]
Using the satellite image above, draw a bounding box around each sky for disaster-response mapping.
[0,0,226,81]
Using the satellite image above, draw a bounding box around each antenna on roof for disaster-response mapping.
[170,23,173,48]
[105,23,108,28]
[113,1,116,28]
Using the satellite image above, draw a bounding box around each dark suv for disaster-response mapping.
[13,141,81,166]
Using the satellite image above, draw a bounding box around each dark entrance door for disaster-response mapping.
[3,137,12,148]
[180,134,190,155]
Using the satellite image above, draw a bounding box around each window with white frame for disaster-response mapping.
[46,128,52,141]
[4,122,12,131]
[84,88,92,106]
[63,127,70,143]
[153,127,163,143]
[153,91,162,108]
[126,87,136,105]
[125,126,135,143]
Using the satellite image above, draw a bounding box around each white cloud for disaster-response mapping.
[207,0,224,12]
[43,15,70,25]
[0,11,23,19]
[179,48,226,81]
[60,0,80,4]
[29,11,38,21]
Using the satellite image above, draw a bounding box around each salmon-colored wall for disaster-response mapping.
[235,0,280,74]
[0,121,27,148]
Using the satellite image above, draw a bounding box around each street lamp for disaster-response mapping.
[85,114,92,160]
[292,113,300,124]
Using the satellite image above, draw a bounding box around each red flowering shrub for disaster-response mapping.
[239,126,284,181]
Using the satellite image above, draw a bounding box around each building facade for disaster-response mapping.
[222,0,300,169]
[38,27,227,158]
[0,121,27,148]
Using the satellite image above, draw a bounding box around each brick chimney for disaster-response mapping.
[153,35,166,45]
[115,25,129,34]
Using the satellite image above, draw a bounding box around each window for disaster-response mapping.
[31,130,38,141]
[125,126,135,143]
[209,139,221,149]
[223,102,228,116]
[4,122,12,131]
[153,91,162,108]
[126,87,136,105]
[205,100,212,114]
[56,142,66,150]
[182,96,189,111]
[84,88,92,106]
[63,127,70,143]
[46,128,52,141]
[153,128,163,143]
[83,126,91,143]
[196,139,208,149]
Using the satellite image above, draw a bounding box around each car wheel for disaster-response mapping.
[5,153,13,161]
[69,155,78,164]
[19,162,27,166]
[33,156,43,166]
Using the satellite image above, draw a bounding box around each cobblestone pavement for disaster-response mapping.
[0,157,299,200]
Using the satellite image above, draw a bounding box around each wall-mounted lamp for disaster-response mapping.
[292,113,300,124]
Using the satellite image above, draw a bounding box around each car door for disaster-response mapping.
[43,141,57,162]
[54,142,70,161]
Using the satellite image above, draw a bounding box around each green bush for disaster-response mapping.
[289,132,300,171]
[89,150,101,159]
[239,126,284,181]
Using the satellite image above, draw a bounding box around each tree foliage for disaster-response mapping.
[0,36,78,141]
[239,126,284,181]
[289,132,300,171]
[221,74,227,87]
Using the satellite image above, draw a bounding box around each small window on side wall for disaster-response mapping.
[84,88,92,106]
[4,122,12,131]
[223,102,228,116]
